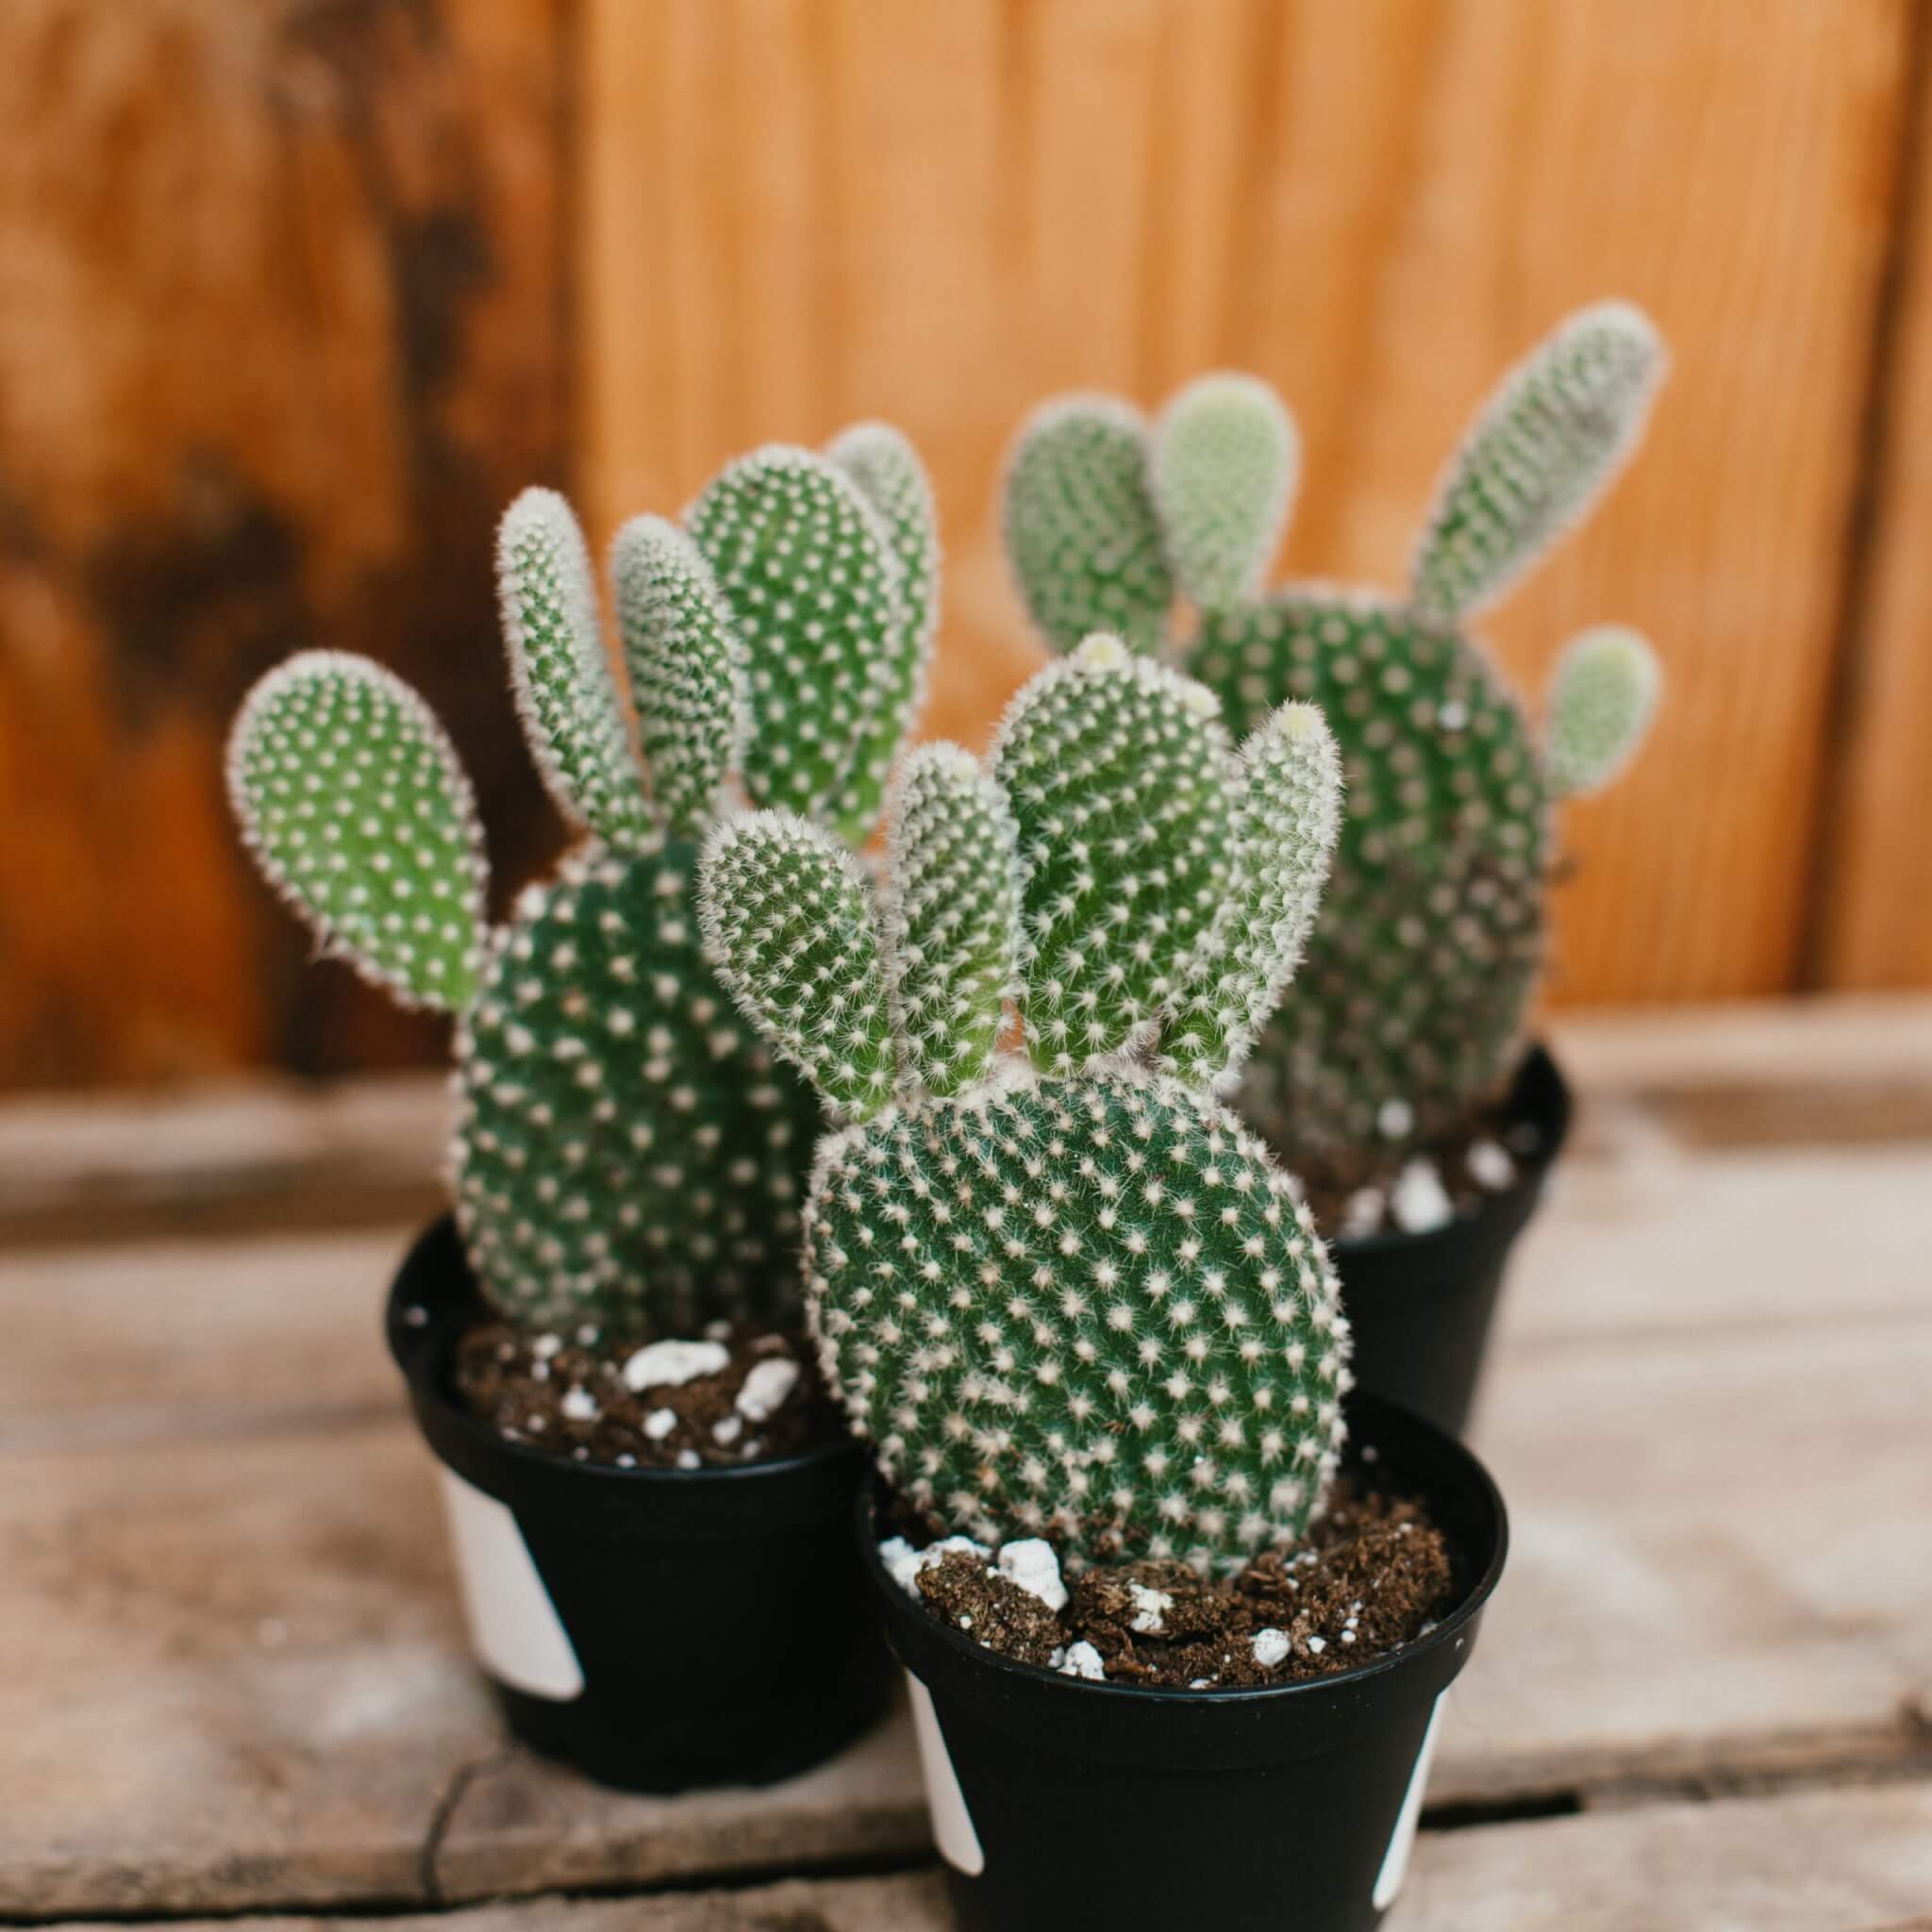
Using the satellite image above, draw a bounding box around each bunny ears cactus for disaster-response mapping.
[1002,304,1668,1167]
[228,425,939,1335]
[697,641,1351,1569]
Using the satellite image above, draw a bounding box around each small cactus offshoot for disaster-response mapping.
[698,639,1350,1572]
[229,427,938,1337]
[1001,306,1666,1171]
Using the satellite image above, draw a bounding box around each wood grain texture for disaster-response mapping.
[47,1783,1932,1931]
[579,0,1913,1006]
[7,1000,1930,1913]
[0,0,570,1089]
[1818,26,1932,991]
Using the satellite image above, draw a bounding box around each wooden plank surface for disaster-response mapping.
[1818,23,1932,992]
[0,0,570,1089]
[7,1000,1929,1916]
[580,0,1913,1006]
[42,1782,1932,1931]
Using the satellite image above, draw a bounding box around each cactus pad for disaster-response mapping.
[688,446,906,835]
[453,840,819,1335]
[497,488,652,846]
[226,652,489,1010]
[807,1068,1348,1570]
[1003,398,1174,655]
[610,513,746,836]
[827,422,941,833]
[1151,373,1299,610]
[1411,303,1664,625]
[881,742,1024,1098]
[991,636,1237,1073]
[699,813,900,1122]
[1188,590,1546,1160]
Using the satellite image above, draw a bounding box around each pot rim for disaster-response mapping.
[858,1389,1507,1712]
[1329,1040,1571,1261]
[388,1213,862,1491]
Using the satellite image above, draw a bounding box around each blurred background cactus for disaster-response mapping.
[699,640,1350,1570]
[229,429,937,1337]
[1002,308,1666,1194]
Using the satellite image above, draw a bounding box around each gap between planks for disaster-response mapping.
[13,1780,1932,1931]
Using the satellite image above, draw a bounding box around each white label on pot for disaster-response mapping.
[908,1672,985,1876]
[1373,1691,1446,1909]
[437,1467,584,1701]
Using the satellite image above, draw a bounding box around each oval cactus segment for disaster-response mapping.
[687,445,906,830]
[698,811,900,1121]
[1187,591,1547,1162]
[882,743,1024,1097]
[1410,302,1665,625]
[610,514,746,836]
[1151,373,1300,611]
[827,421,941,836]
[991,637,1238,1073]
[805,1071,1349,1570]
[1543,625,1662,798]
[226,651,488,1011]
[1163,700,1343,1088]
[453,840,820,1337]
[1002,395,1174,656]
[497,488,651,845]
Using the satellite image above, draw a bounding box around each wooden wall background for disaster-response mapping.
[3,0,1930,1091]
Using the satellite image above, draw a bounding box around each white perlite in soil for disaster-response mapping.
[1390,1158,1454,1234]
[997,1539,1069,1610]
[736,1357,800,1421]
[622,1338,730,1391]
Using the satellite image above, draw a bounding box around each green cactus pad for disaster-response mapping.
[1187,591,1546,1161]
[827,422,941,835]
[1162,699,1343,1088]
[497,488,652,846]
[1003,397,1174,655]
[610,513,746,836]
[806,1068,1349,1570]
[882,743,1024,1097]
[991,636,1237,1073]
[699,812,900,1122]
[688,445,906,835]
[1411,303,1664,625]
[453,839,819,1336]
[1543,624,1661,799]
[226,652,489,1010]
[1151,373,1299,611]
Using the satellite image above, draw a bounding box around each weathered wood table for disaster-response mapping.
[7,999,1930,1931]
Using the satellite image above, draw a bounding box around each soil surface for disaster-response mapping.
[1299,1105,1546,1241]
[911,1486,1455,1687]
[453,1319,844,1469]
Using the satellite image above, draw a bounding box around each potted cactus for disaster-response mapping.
[1001,304,1666,1431]
[225,426,936,1790]
[697,640,1508,1930]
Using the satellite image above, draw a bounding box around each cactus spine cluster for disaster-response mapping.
[699,639,1350,1573]
[229,428,938,1337]
[1002,304,1666,1172]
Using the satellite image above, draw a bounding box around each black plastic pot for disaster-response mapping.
[867,1391,1506,1932]
[388,1216,888,1792]
[1334,1044,1571,1438]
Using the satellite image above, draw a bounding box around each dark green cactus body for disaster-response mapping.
[454,840,820,1336]
[1188,591,1546,1159]
[1000,306,1665,1179]
[233,425,938,1341]
[806,1067,1346,1570]
[992,642,1237,1073]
